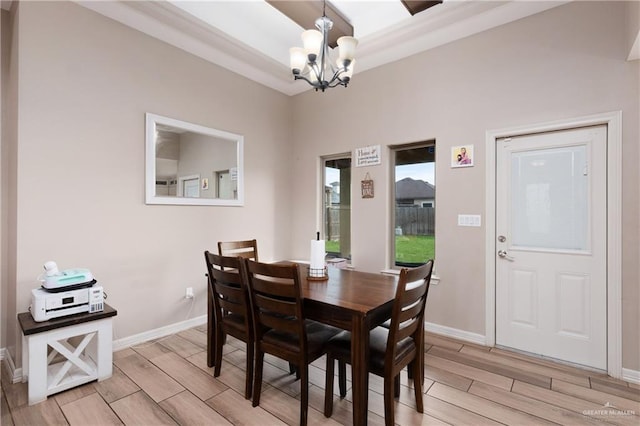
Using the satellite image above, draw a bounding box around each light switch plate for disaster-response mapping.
[458,214,481,227]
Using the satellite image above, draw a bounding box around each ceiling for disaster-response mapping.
[70,1,568,96]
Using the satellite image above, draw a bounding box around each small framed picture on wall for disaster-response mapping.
[451,145,474,168]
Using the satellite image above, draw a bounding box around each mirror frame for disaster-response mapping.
[145,113,244,206]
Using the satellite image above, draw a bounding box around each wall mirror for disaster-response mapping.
[145,113,244,206]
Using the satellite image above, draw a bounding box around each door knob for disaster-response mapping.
[498,250,515,261]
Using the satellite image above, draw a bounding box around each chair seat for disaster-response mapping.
[263,320,342,358]
[327,327,416,373]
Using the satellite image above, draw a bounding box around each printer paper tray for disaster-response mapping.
[41,279,96,293]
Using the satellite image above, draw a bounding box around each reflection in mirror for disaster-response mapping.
[145,113,244,206]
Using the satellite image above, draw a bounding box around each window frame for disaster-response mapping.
[389,140,436,271]
[321,152,352,261]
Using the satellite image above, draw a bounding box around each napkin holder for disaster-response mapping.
[308,235,328,281]
[308,266,328,281]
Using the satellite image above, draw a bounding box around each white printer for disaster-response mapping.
[30,261,104,322]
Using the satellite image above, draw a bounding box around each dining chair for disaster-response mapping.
[244,259,342,426]
[323,260,434,426]
[206,239,258,368]
[204,251,254,399]
[218,239,258,261]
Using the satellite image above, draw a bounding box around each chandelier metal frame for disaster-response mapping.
[289,2,357,92]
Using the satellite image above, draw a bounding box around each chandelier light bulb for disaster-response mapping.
[289,47,307,74]
[337,36,358,61]
[301,29,322,63]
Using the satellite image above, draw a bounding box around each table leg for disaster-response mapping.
[27,334,48,406]
[96,319,113,380]
[351,314,369,426]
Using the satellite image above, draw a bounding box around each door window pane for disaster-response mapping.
[393,144,435,267]
[511,145,588,251]
[324,157,351,259]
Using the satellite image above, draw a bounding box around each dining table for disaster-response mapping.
[299,265,399,426]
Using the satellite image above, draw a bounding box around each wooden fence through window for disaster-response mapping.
[326,206,435,240]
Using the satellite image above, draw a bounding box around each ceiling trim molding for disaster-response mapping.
[76,0,568,97]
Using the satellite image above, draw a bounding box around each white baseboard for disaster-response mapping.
[112,314,207,352]
[622,368,640,385]
[0,347,21,383]
[425,321,486,346]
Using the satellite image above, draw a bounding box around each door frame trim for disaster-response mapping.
[485,111,622,378]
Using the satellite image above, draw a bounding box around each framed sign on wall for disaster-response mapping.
[451,145,474,168]
[361,173,374,198]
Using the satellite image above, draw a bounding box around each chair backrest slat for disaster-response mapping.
[218,296,244,314]
[218,239,258,262]
[253,293,298,317]
[258,311,300,335]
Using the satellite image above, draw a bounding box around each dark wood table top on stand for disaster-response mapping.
[300,266,398,426]
[18,303,118,335]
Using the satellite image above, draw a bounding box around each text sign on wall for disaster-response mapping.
[355,145,381,167]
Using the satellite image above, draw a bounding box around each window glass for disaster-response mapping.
[323,157,351,259]
[392,143,435,267]
[511,145,588,251]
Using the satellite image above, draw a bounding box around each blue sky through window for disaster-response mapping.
[326,163,434,185]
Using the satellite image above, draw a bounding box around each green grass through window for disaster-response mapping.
[326,240,340,253]
[395,235,435,264]
[325,235,434,265]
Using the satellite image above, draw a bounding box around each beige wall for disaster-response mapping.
[290,1,640,370]
[5,1,292,361]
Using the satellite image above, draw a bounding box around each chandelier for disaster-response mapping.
[288,2,358,92]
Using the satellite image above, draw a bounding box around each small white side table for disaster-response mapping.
[18,304,117,405]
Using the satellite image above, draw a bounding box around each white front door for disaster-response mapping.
[217,170,236,199]
[495,125,607,370]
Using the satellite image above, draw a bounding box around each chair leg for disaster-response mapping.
[324,356,335,417]
[289,363,297,375]
[300,365,308,426]
[252,351,264,408]
[207,289,214,368]
[384,376,395,426]
[338,360,347,398]
[245,341,254,400]
[213,328,224,377]
[407,360,413,379]
[412,357,424,413]
[394,374,400,398]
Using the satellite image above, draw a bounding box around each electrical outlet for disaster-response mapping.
[185,287,194,299]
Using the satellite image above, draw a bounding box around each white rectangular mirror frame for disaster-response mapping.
[145,113,244,206]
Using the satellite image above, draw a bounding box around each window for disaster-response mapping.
[392,142,435,267]
[323,156,351,259]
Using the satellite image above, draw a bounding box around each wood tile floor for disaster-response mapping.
[2,325,639,425]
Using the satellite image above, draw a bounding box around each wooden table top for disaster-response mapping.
[299,266,398,314]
